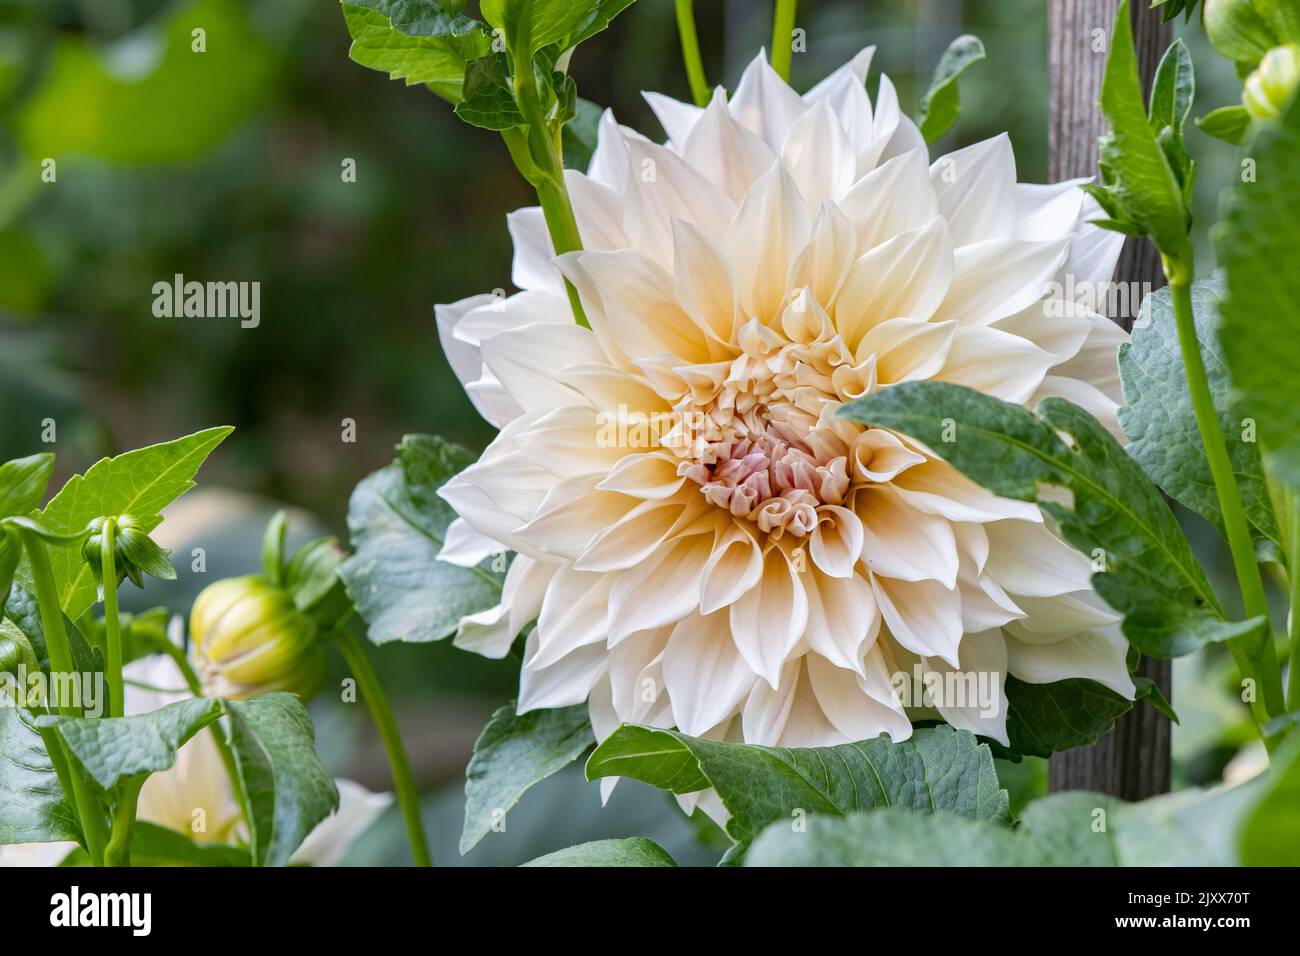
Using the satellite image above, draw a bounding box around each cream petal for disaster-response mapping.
[664,610,755,736]
[804,568,880,675]
[926,628,1010,746]
[781,99,856,207]
[806,652,911,742]
[672,218,739,343]
[453,555,555,659]
[890,459,1041,523]
[838,147,939,253]
[991,295,1094,363]
[776,661,846,746]
[595,452,687,501]
[1005,625,1135,698]
[729,49,810,151]
[530,565,615,668]
[435,293,515,425]
[933,237,1071,327]
[789,200,857,311]
[729,544,809,688]
[438,516,503,567]
[984,519,1094,598]
[480,323,605,415]
[517,481,639,560]
[517,629,608,712]
[564,169,630,250]
[1062,194,1126,289]
[935,325,1056,403]
[642,90,704,149]
[507,206,563,294]
[1031,375,1123,440]
[856,485,960,587]
[957,564,1025,633]
[682,88,776,201]
[741,659,800,744]
[810,504,864,578]
[857,317,959,384]
[851,428,926,482]
[1045,309,1127,402]
[835,216,954,351]
[872,575,964,666]
[876,90,927,164]
[587,108,636,189]
[700,522,763,613]
[929,133,1017,244]
[575,496,688,571]
[805,47,876,160]
[1010,591,1121,638]
[607,534,712,642]
[725,162,812,322]
[623,136,736,266]
[291,779,394,867]
[1015,178,1088,240]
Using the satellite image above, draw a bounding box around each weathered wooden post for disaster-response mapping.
[1047,0,1173,799]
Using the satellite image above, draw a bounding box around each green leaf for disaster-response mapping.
[16,0,274,165]
[481,0,634,60]
[0,453,54,518]
[916,34,986,144]
[340,434,503,646]
[1148,38,1194,168]
[1133,674,1179,723]
[586,724,1008,856]
[1196,104,1251,144]
[1119,272,1281,557]
[0,706,80,844]
[58,821,250,867]
[1216,89,1300,487]
[840,383,1250,659]
[341,0,493,102]
[521,837,677,867]
[2,583,103,678]
[562,96,602,170]
[747,780,1261,866]
[461,702,593,855]
[454,54,526,129]
[226,693,339,867]
[37,697,224,793]
[1239,732,1300,864]
[34,426,232,623]
[1204,0,1276,66]
[1098,3,1190,257]
[284,536,348,615]
[1003,676,1134,758]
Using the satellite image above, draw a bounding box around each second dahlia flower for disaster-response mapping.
[435,48,1135,764]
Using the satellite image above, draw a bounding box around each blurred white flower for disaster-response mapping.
[435,47,1134,764]
[0,650,390,866]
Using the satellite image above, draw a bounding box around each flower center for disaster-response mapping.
[666,323,872,537]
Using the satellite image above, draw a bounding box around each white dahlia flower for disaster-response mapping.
[435,48,1136,765]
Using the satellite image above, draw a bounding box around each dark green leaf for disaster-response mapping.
[1239,733,1300,864]
[59,821,250,867]
[2,583,103,679]
[586,724,1008,855]
[454,54,526,130]
[38,697,224,792]
[1119,272,1281,556]
[227,693,339,867]
[1003,676,1134,758]
[33,426,232,623]
[1217,89,1300,486]
[461,702,593,854]
[0,453,54,518]
[341,0,493,102]
[340,434,503,645]
[562,96,602,170]
[1098,3,1190,256]
[521,837,676,867]
[916,35,986,144]
[1133,674,1179,723]
[1149,39,1194,141]
[0,706,80,844]
[840,382,1250,658]
[480,0,634,60]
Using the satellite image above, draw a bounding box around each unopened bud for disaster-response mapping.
[83,515,177,590]
[1243,43,1300,120]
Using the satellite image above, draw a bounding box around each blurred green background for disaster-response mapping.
[0,0,1255,864]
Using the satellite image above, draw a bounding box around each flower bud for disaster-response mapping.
[83,514,177,590]
[1243,43,1300,119]
[1205,0,1278,67]
[190,575,325,700]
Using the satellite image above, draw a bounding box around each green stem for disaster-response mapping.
[505,63,590,329]
[1167,266,1284,723]
[675,0,711,107]
[20,529,109,864]
[335,626,431,867]
[1289,489,1300,712]
[770,0,798,82]
[101,519,124,719]
[104,776,143,867]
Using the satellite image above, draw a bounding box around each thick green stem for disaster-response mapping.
[104,776,143,867]
[1167,267,1284,722]
[1289,489,1300,712]
[675,0,711,107]
[336,627,431,867]
[101,519,124,718]
[20,529,109,864]
[770,0,798,82]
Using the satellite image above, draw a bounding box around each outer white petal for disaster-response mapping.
[507,206,563,295]
[664,610,755,736]
[1005,624,1136,698]
[729,49,810,151]
[984,519,1093,598]
[838,147,939,252]
[927,628,1010,746]
[643,90,704,149]
[1015,178,1088,240]
[453,555,556,659]
[291,780,393,867]
[807,652,911,742]
[517,629,608,712]
[929,133,1017,244]
[438,516,502,567]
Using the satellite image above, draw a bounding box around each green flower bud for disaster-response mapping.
[1206,0,1280,67]
[1243,43,1300,119]
[190,575,325,700]
[82,514,177,590]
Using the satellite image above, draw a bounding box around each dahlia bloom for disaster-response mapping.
[435,48,1135,761]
